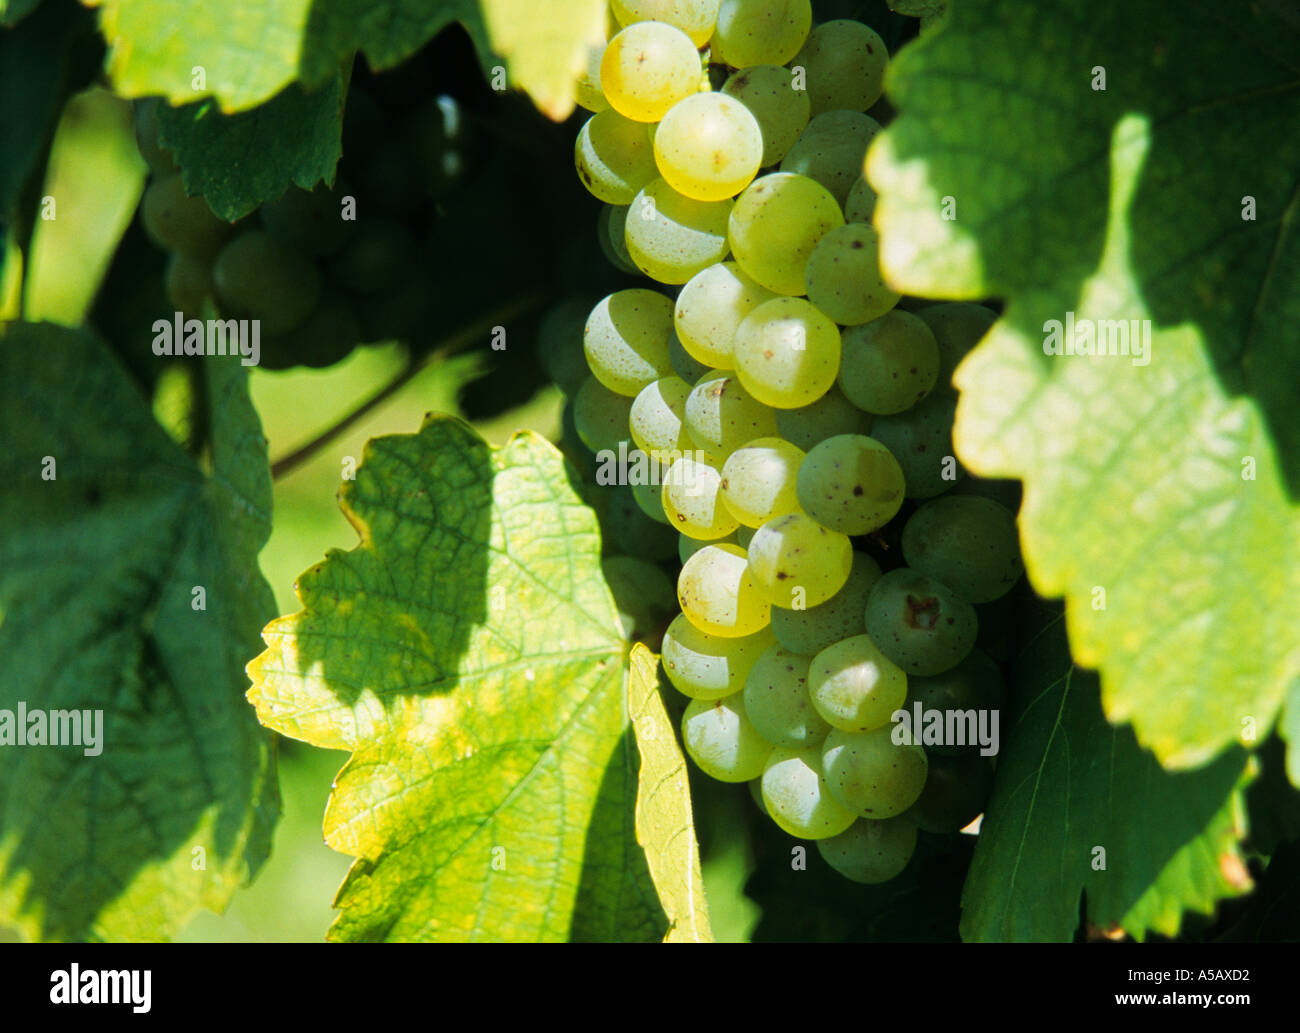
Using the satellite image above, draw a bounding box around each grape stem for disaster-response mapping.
[269,288,548,480]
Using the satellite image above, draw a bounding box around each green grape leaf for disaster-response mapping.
[627,644,713,943]
[0,0,43,26]
[869,0,1300,773]
[962,599,1254,942]
[247,415,669,941]
[478,0,606,120]
[156,78,344,222]
[0,325,279,942]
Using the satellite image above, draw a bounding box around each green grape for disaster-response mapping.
[164,252,213,315]
[804,223,899,326]
[902,496,1023,604]
[904,752,993,834]
[575,41,610,113]
[915,302,998,394]
[260,295,361,369]
[719,436,804,527]
[630,375,694,465]
[809,634,907,733]
[728,172,843,295]
[712,0,812,68]
[575,109,658,204]
[261,181,354,257]
[869,392,963,498]
[779,110,882,207]
[611,0,721,46]
[821,725,928,819]
[584,289,675,396]
[684,369,778,464]
[674,261,776,369]
[742,645,830,747]
[603,555,675,639]
[140,173,233,258]
[598,205,639,275]
[601,21,702,123]
[679,529,737,564]
[816,817,917,883]
[721,64,810,166]
[790,19,888,114]
[662,455,740,539]
[573,376,635,453]
[670,328,713,383]
[133,99,176,175]
[775,385,871,451]
[212,230,322,336]
[843,175,876,223]
[771,550,880,656]
[540,298,596,397]
[678,542,772,637]
[795,434,905,535]
[654,93,763,202]
[732,295,841,408]
[683,692,773,781]
[329,219,415,294]
[662,614,774,701]
[604,483,679,559]
[838,309,941,415]
[761,744,856,839]
[624,178,732,285]
[864,567,978,676]
[747,512,851,609]
[631,462,670,524]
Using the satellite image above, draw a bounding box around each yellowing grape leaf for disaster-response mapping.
[247,415,671,941]
[478,0,606,121]
[869,0,1300,776]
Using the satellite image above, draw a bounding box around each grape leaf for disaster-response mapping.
[478,0,606,120]
[627,644,713,942]
[0,325,279,941]
[156,78,344,222]
[0,0,43,26]
[869,0,1300,774]
[246,415,669,941]
[962,598,1253,942]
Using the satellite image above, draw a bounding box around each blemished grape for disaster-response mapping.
[771,550,881,656]
[761,744,856,839]
[742,645,830,747]
[624,179,732,285]
[662,614,774,700]
[843,176,877,223]
[804,223,900,326]
[746,512,852,609]
[732,296,841,409]
[902,495,1023,603]
[796,434,905,535]
[654,93,763,202]
[905,649,1006,756]
[864,567,978,676]
[728,172,844,296]
[869,391,963,498]
[790,19,889,114]
[602,555,676,639]
[584,289,675,396]
[212,230,322,336]
[630,376,694,465]
[712,0,812,68]
[838,309,941,415]
[575,109,658,204]
[684,369,778,464]
[679,529,737,564]
[329,219,416,294]
[682,693,773,782]
[816,818,917,883]
[780,111,882,207]
[611,0,722,48]
[573,376,635,454]
[662,455,740,539]
[916,302,997,394]
[601,21,702,123]
[905,752,993,834]
[598,204,639,275]
[821,725,928,819]
[260,181,354,257]
[678,542,772,637]
[164,252,213,315]
[808,634,907,733]
[719,436,804,527]
[674,261,776,369]
[721,64,810,167]
[775,385,871,451]
[539,298,596,398]
[141,173,233,258]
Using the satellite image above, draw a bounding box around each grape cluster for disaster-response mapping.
[564,1,1026,884]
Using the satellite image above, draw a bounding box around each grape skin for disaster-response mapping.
[771,550,880,656]
[718,436,805,527]
[821,725,928,819]
[712,0,812,68]
[808,633,907,733]
[838,309,940,415]
[902,495,1024,603]
[746,512,852,609]
[678,542,772,636]
[742,644,830,747]
[728,173,844,296]
[601,22,702,123]
[732,296,842,410]
[654,93,763,202]
[624,179,733,285]
[584,289,675,397]
[790,19,889,115]
[796,433,905,535]
[816,817,917,883]
[761,743,857,839]
[662,615,775,700]
[682,692,774,782]
[674,261,776,369]
[721,64,810,166]
[804,223,900,326]
[863,567,978,676]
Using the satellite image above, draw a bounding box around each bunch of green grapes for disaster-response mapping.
[567,1,1022,884]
